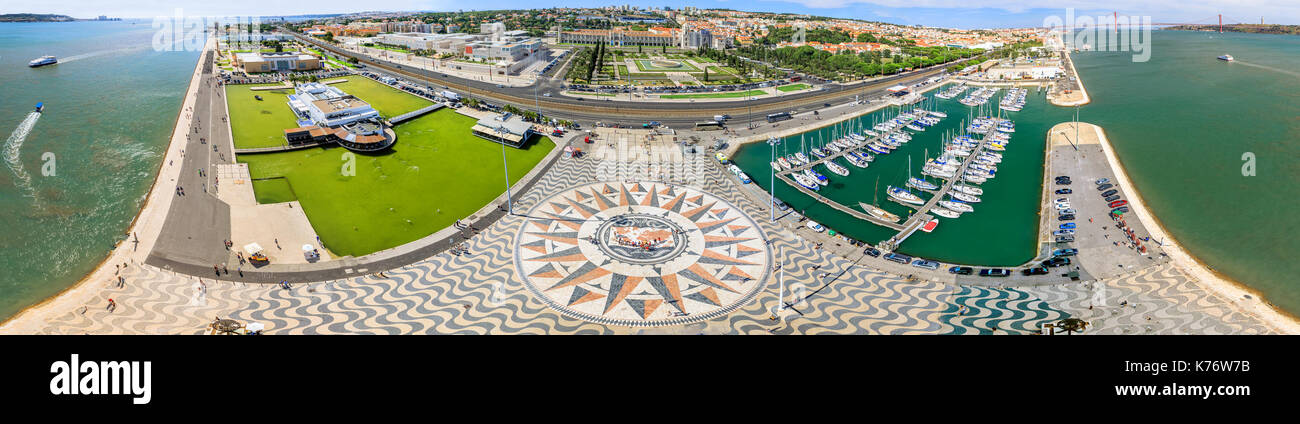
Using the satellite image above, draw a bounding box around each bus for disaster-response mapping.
[695,121,725,131]
[766,112,792,123]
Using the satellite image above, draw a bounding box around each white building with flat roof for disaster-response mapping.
[287,82,380,127]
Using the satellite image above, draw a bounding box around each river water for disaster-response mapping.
[0,21,198,321]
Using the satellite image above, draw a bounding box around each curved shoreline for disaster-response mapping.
[1048,49,1295,332]
[0,40,212,333]
[1084,122,1300,332]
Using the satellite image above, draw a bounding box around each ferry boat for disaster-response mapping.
[823,160,850,177]
[859,202,901,222]
[29,55,58,67]
[886,186,925,205]
[1218,54,1234,62]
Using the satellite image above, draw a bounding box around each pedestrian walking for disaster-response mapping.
[107,298,116,312]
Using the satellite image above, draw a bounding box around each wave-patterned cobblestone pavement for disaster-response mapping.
[31,156,1280,335]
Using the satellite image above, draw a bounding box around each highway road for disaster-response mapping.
[285,29,967,129]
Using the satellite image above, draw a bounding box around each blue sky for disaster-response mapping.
[6,1,1297,27]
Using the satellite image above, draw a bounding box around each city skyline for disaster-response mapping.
[4,1,1297,29]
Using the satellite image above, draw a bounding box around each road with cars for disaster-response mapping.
[284,28,971,129]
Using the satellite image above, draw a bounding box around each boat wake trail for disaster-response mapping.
[1232,60,1300,78]
[59,45,151,64]
[4,112,41,199]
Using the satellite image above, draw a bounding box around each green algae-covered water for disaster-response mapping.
[735,30,1300,317]
[0,21,199,321]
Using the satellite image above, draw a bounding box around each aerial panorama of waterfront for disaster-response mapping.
[0,25,1297,322]
[732,30,1299,316]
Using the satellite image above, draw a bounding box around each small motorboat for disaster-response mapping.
[35,102,45,113]
[1218,54,1234,61]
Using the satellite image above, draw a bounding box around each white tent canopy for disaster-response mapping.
[886,85,908,93]
[244,243,264,254]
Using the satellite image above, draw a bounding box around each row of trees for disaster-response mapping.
[564,44,613,84]
[732,44,982,81]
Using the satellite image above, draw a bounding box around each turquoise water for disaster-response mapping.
[737,30,1300,317]
[0,21,199,321]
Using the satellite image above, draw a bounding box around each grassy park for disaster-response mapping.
[776,83,811,92]
[236,109,554,257]
[226,77,433,149]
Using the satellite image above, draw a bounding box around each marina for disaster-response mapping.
[734,80,1055,266]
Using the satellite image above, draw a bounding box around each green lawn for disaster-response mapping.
[776,83,811,92]
[251,178,297,203]
[226,77,433,149]
[660,89,766,99]
[237,109,555,257]
[225,85,299,149]
[328,78,432,118]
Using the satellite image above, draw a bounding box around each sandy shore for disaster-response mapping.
[0,39,214,334]
[1083,122,1300,333]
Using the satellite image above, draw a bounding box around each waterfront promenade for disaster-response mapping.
[2,42,1295,334]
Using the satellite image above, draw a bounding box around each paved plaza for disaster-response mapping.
[27,149,1278,334]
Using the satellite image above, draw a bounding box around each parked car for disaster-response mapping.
[1096,183,1114,191]
[1022,267,1050,276]
[1109,200,1129,208]
[1055,235,1075,243]
[1042,257,1072,268]
[979,268,1011,277]
[1058,214,1075,221]
[949,266,974,275]
[912,259,940,270]
[1053,248,1079,256]
[864,247,881,257]
[1059,208,1077,215]
[884,253,912,264]
[1095,178,1110,185]
[1055,189,1073,194]
[1104,195,1121,202]
[1053,229,1076,236]
[1101,189,1118,197]
[1055,202,1072,210]
[1060,223,1077,229]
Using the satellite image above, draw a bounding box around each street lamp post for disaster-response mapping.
[497,125,513,215]
[766,136,781,222]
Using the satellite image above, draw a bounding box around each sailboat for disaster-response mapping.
[887,185,924,206]
[860,176,901,222]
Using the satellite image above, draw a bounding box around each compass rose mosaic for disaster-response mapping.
[514,182,771,327]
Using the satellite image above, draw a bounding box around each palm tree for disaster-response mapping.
[1055,318,1088,335]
